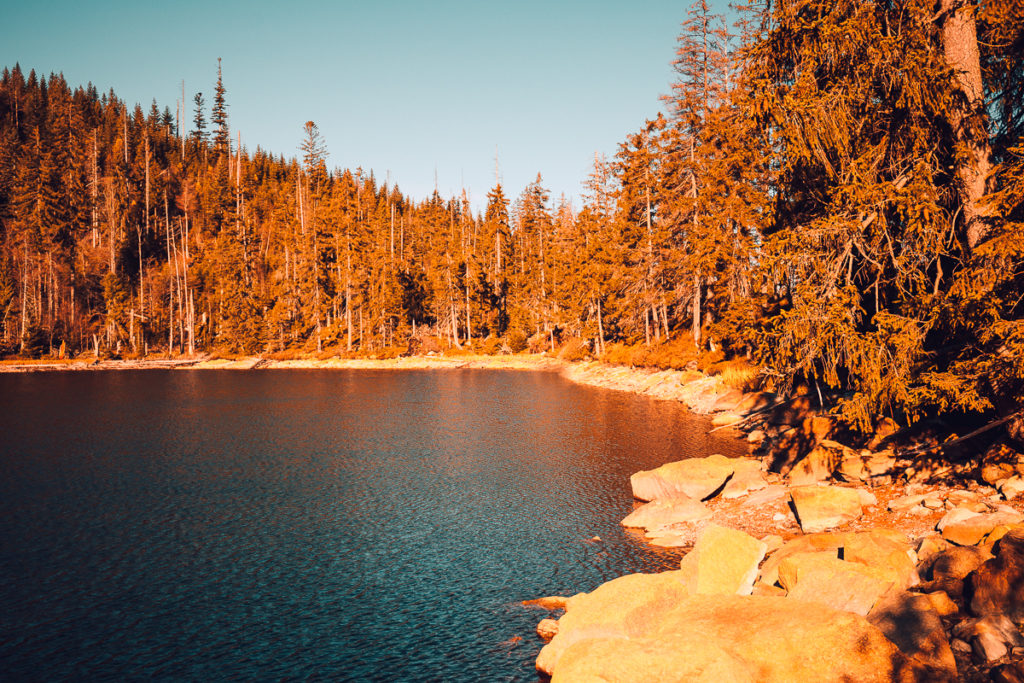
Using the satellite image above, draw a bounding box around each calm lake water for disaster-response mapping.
[0,369,744,681]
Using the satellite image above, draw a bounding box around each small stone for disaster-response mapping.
[888,493,927,512]
[522,595,572,610]
[537,618,559,642]
[916,535,950,567]
[938,507,981,531]
[772,512,787,522]
[950,638,971,654]
[925,591,959,617]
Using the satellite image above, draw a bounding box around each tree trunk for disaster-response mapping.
[692,273,702,345]
[939,0,993,251]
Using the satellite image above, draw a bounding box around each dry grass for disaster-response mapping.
[0,358,80,365]
[601,337,702,370]
[705,358,762,391]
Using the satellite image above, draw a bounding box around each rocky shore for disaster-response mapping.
[524,383,1024,682]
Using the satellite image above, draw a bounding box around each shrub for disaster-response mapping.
[507,329,528,353]
[477,336,503,356]
[558,338,591,361]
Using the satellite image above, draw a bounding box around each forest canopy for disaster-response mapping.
[0,0,1021,433]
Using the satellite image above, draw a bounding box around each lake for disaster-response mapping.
[0,369,744,681]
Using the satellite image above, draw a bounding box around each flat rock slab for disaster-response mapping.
[630,454,738,502]
[843,530,919,589]
[720,459,768,499]
[778,552,897,615]
[790,485,863,533]
[544,595,924,682]
[678,524,767,596]
[740,484,789,507]
[621,496,711,531]
[940,510,1024,546]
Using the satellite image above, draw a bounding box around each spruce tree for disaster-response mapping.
[211,58,229,157]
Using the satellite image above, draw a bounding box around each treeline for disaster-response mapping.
[1,0,1022,432]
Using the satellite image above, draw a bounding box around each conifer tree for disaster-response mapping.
[211,59,229,157]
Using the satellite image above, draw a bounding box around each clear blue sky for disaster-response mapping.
[3,0,729,211]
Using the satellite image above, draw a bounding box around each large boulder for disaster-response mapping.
[677,524,767,596]
[929,546,992,582]
[620,495,711,531]
[868,590,957,681]
[787,443,839,486]
[535,570,691,674]
[843,529,919,589]
[777,552,897,615]
[939,509,1024,546]
[758,532,851,586]
[630,454,740,502]
[790,485,863,533]
[966,527,1024,622]
[545,595,925,682]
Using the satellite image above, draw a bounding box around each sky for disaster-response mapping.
[2,0,728,212]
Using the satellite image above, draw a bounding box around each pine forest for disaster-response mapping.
[1,0,1022,435]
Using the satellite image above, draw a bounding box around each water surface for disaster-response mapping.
[0,369,744,681]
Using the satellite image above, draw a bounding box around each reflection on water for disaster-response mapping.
[0,369,745,681]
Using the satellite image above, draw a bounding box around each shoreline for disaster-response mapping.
[0,354,734,414]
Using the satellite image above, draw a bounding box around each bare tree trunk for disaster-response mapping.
[644,305,651,346]
[692,273,702,345]
[939,0,993,251]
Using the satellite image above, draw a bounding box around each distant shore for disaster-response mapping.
[0,353,736,415]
